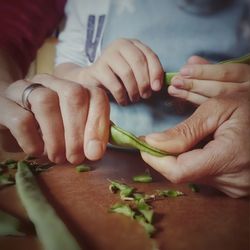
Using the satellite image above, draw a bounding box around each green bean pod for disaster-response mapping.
[109,122,168,157]
[164,53,250,85]
[15,161,82,250]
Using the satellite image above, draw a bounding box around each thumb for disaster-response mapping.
[144,97,236,154]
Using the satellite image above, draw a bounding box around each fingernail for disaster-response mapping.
[171,78,184,88]
[152,79,162,91]
[86,139,104,160]
[141,90,152,99]
[180,66,193,77]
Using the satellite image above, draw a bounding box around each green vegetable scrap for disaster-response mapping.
[133,173,153,183]
[15,161,82,250]
[157,189,184,198]
[109,122,169,157]
[136,199,154,224]
[76,164,91,173]
[0,174,15,187]
[0,210,25,236]
[109,180,134,200]
[135,215,155,237]
[109,203,135,218]
[164,53,250,86]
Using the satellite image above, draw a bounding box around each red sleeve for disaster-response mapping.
[0,0,66,76]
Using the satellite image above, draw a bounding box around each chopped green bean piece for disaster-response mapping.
[157,189,184,198]
[136,200,154,224]
[109,180,134,199]
[135,215,155,237]
[109,203,135,218]
[0,210,25,236]
[133,173,152,183]
[76,164,91,172]
[0,174,15,187]
[7,163,17,169]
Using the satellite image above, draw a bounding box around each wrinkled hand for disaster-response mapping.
[1,74,110,164]
[56,38,164,105]
[168,55,250,105]
[141,85,250,198]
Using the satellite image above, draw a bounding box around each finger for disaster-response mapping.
[0,96,44,156]
[119,40,152,99]
[5,79,66,163]
[187,55,210,65]
[32,74,89,164]
[180,63,250,82]
[131,39,164,91]
[171,76,241,98]
[28,87,66,163]
[168,85,208,105]
[143,96,236,154]
[93,64,128,105]
[105,52,140,102]
[84,87,110,160]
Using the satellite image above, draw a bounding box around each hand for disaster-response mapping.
[168,55,250,105]
[1,74,110,164]
[55,38,164,105]
[141,86,250,198]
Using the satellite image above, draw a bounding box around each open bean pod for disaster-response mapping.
[109,122,169,157]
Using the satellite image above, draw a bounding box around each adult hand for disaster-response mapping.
[168,55,250,105]
[1,74,110,164]
[141,84,250,198]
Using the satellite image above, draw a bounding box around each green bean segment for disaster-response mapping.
[15,161,82,250]
[109,123,168,157]
[164,53,250,86]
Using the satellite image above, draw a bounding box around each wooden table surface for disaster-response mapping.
[0,131,249,250]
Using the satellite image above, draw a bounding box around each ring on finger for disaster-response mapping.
[21,83,44,111]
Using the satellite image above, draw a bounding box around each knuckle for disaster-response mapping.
[10,112,34,133]
[34,89,58,107]
[113,85,125,98]
[121,66,134,80]
[32,73,53,83]
[62,85,88,106]
[134,53,147,67]
[194,65,205,78]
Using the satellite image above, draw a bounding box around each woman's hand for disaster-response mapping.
[1,74,110,164]
[141,85,250,198]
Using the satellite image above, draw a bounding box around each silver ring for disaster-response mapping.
[21,83,43,111]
